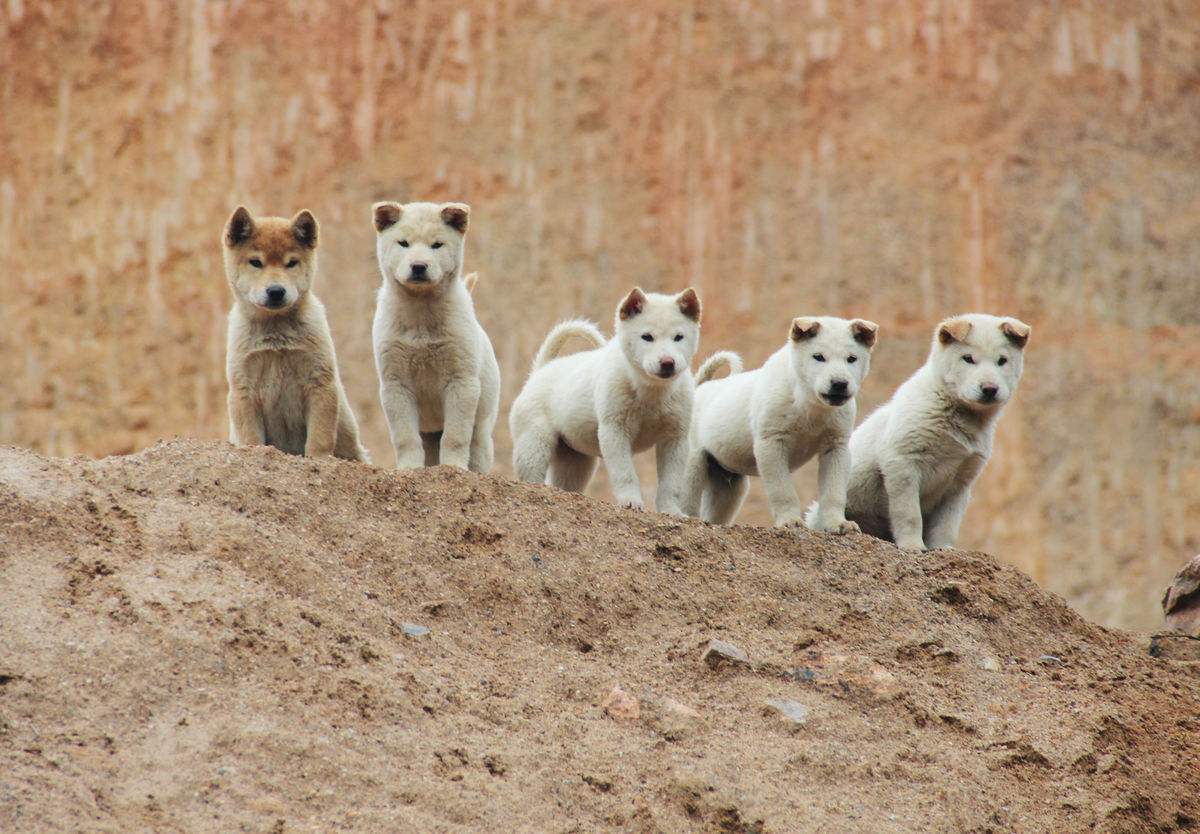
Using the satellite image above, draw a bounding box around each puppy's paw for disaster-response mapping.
[774,514,806,531]
[896,538,927,552]
[819,518,860,536]
[618,498,645,512]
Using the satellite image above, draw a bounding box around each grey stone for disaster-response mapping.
[701,638,750,669]
[402,623,430,637]
[765,698,809,724]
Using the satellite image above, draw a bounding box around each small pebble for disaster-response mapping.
[402,623,430,637]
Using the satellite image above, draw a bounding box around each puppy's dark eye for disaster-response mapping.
[641,334,654,342]
[997,356,1008,366]
[248,258,263,268]
[812,353,826,362]
[285,258,299,269]
[847,355,858,364]
[431,241,444,249]
[962,355,976,364]
[398,240,409,248]
[673,334,684,342]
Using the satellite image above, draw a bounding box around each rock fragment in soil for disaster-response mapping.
[764,698,809,725]
[702,638,750,669]
[602,686,640,722]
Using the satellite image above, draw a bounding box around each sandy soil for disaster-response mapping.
[1,440,1198,832]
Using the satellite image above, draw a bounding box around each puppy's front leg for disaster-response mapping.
[598,420,644,510]
[654,434,689,516]
[228,390,265,446]
[754,437,805,528]
[304,382,339,457]
[811,444,859,535]
[925,456,984,549]
[882,459,925,550]
[440,378,482,469]
[380,381,424,469]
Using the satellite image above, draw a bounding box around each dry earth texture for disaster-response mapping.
[2,441,1200,832]
[3,3,1200,630]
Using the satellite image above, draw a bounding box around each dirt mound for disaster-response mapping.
[1,441,1198,833]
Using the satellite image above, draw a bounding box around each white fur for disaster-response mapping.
[509,288,702,513]
[696,351,743,384]
[822,313,1030,550]
[684,317,877,531]
[371,201,500,472]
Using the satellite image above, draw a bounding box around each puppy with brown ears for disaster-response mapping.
[371,201,500,472]
[829,313,1031,550]
[510,287,703,513]
[223,206,368,461]
[683,316,879,530]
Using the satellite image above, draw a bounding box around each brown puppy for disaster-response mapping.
[223,206,368,461]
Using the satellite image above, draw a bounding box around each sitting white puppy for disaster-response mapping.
[371,201,500,472]
[829,313,1030,550]
[510,287,702,513]
[684,317,878,531]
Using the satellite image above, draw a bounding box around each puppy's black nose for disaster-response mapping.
[410,263,428,278]
[265,285,286,306]
[980,384,999,402]
[830,379,849,394]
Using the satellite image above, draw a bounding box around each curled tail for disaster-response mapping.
[532,319,606,370]
[462,271,479,293]
[696,350,744,384]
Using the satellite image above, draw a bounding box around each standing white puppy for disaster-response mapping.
[831,313,1031,550]
[684,317,879,530]
[372,201,500,472]
[510,287,702,513]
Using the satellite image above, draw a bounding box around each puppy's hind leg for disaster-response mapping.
[700,454,748,525]
[680,447,707,517]
[512,419,555,484]
[548,440,598,493]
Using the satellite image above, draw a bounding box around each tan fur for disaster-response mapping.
[937,317,973,345]
[790,317,821,341]
[850,319,879,348]
[223,207,368,462]
[1001,318,1031,347]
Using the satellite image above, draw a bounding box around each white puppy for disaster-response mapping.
[372,201,500,472]
[684,317,879,531]
[510,287,702,513]
[829,313,1031,550]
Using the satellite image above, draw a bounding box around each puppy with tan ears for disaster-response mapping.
[372,201,500,472]
[684,317,878,530]
[510,288,703,513]
[223,207,369,462]
[828,313,1031,551]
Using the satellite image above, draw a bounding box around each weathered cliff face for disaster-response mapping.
[2,1,1198,630]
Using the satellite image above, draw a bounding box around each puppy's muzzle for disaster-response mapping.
[409,262,429,282]
[979,384,1000,403]
[264,285,288,308]
[656,358,677,379]
[822,379,851,406]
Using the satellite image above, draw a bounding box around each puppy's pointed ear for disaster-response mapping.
[676,287,701,322]
[441,203,470,233]
[1001,318,1031,349]
[850,319,879,349]
[224,206,254,247]
[291,210,318,249]
[373,202,402,233]
[619,287,648,320]
[463,271,479,293]
[790,317,821,342]
[937,317,972,346]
